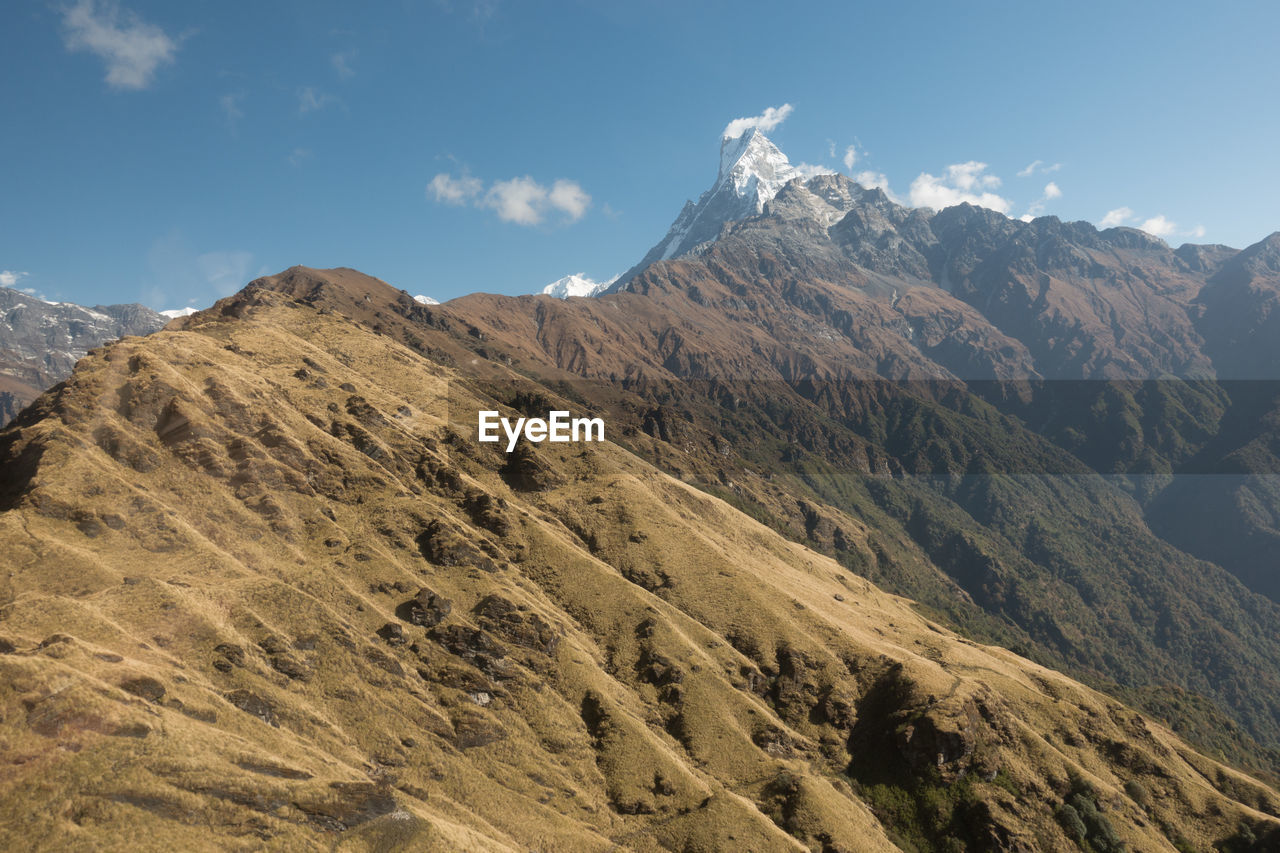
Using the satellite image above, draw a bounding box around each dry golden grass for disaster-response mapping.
[0,283,1276,850]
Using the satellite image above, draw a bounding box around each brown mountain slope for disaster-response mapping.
[213,267,1280,778]
[2,281,1278,850]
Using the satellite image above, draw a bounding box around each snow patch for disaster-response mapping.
[413,295,439,305]
[541,273,616,299]
[161,307,199,318]
[717,128,800,214]
[76,307,112,323]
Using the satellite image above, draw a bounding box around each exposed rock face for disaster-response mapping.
[616,170,1246,380]
[1195,233,1280,377]
[605,130,1280,383]
[396,587,453,627]
[396,230,1280,773]
[0,286,167,425]
[613,127,806,287]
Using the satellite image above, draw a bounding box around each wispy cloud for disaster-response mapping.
[0,270,29,288]
[144,231,257,308]
[429,170,592,226]
[1099,207,1202,240]
[219,93,243,132]
[198,250,255,296]
[1021,181,1063,220]
[1017,159,1062,178]
[62,0,178,90]
[794,162,836,179]
[723,104,793,140]
[909,161,1010,214]
[854,171,888,190]
[287,147,311,168]
[331,49,357,79]
[298,87,335,114]
[842,145,857,172]
[434,0,502,28]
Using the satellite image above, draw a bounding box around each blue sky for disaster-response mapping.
[2,0,1278,310]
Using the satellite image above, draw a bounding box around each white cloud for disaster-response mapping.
[287,147,311,168]
[1,270,28,288]
[331,50,356,79]
[1017,160,1062,178]
[428,172,483,205]
[794,162,836,179]
[909,161,1010,213]
[826,140,836,158]
[1100,207,1134,228]
[852,171,902,204]
[62,0,177,90]
[842,145,857,172]
[1099,208,1200,240]
[854,171,889,190]
[1139,215,1177,238]
[429,171,591,226]
[949,162,1001,192]
[298,87,334,114]
[1024,181,1063,219]
[548,179,591,221]
[485,177,548,225]
[723,103,793,140]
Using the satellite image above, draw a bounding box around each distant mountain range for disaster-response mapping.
[4,128,1280,849]
[0,287,167,425]
[401,129,1280,775]
[541,273,615,299]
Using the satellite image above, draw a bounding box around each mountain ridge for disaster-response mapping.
[5,129,1280,849]
[183,266,1280,783]
[612,128,805,289]
[3,273,1279,850]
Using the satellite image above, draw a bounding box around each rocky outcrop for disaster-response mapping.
[0,286,166,425]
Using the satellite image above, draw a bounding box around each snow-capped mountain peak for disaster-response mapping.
[610,128,803,289]
[541,273,615,299]
[717,127,799,212]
